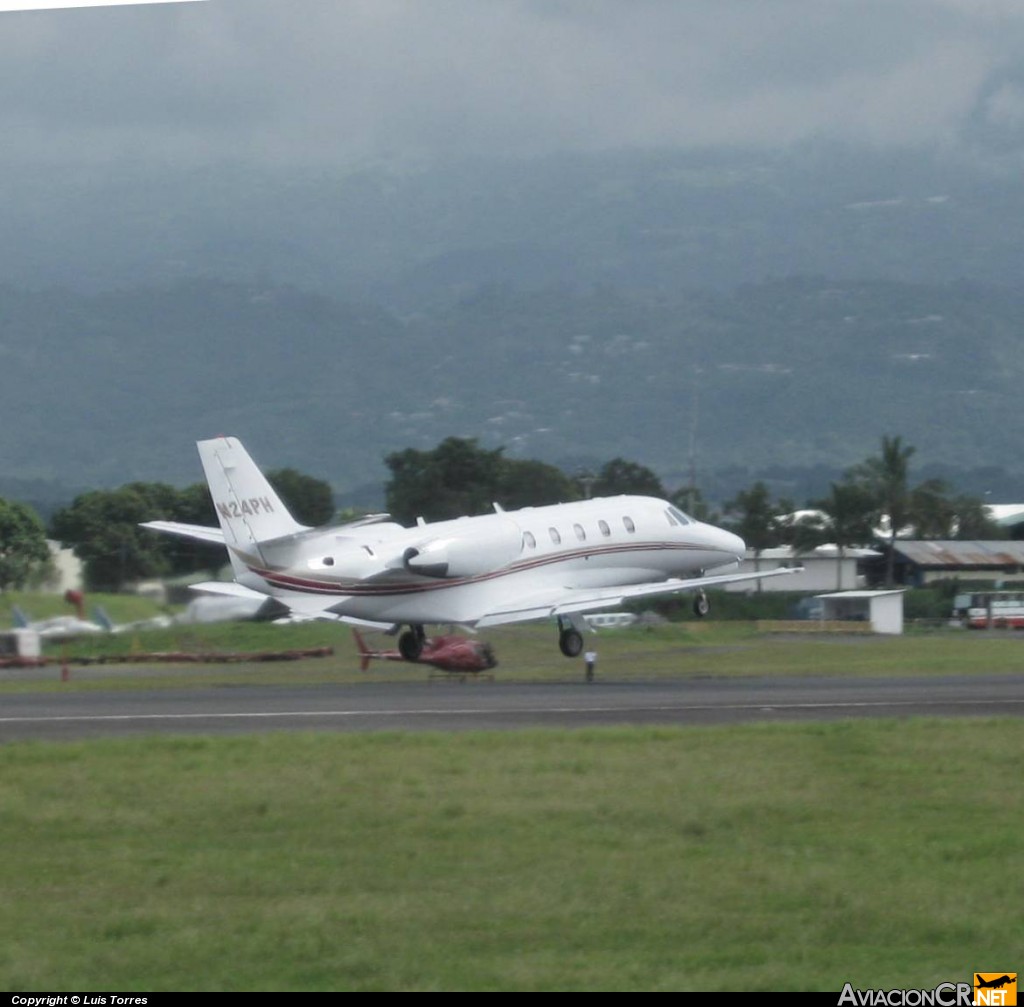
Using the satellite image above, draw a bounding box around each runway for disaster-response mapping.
[3,672,1024,741]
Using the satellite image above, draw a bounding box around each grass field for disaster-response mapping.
[1,722,1020,992]
[2,593,1022,990]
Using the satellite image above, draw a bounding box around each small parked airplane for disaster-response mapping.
[144,437,799,661]
[352,628,497,674]
[11,605,105,641]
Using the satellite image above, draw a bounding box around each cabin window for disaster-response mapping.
[623,516,636,533]
[598,519,611,537]
[323,556,335,566]
[524,531,536,549]
[549,527,562,545]
[574,523,586,541]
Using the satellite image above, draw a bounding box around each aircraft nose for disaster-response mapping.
[722,529,746,562]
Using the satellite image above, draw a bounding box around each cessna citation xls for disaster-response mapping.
[144,437,798,660]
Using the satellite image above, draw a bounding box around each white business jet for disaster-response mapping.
[144,437,798,660]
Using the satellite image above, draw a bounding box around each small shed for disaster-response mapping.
[815,590,905,635]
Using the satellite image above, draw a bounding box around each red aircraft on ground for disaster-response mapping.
[352,629,497,673]
[352,626,495,672]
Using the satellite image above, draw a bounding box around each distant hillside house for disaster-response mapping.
[726,545,881,593]
[887,541,1024,588]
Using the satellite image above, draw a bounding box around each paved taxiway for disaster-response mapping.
[2,672,1024,741]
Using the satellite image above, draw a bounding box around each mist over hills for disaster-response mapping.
[6,144,1024,300]
[2,143,1023,509]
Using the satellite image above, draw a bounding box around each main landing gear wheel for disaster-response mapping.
[559,628,584,658]
[398,625,425,661]
[693,590,710,618]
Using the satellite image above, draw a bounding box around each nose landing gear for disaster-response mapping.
[693,590,710,618]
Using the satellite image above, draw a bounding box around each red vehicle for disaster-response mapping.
[352,629,497,673]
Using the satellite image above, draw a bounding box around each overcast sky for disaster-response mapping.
[3,0,1024,167]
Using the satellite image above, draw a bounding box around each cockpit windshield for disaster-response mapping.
[666,505,694,526]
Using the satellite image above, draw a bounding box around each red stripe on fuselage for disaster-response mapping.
[245,540,732,598]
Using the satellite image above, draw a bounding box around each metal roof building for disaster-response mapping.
[890,541,1024,587]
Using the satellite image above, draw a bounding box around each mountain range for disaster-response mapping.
[2,142,1022,511]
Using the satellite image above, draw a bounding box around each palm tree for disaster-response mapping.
[849,435,915,587]
[724,482,780,591]
[909,478,956,539]
[814,481,878,590]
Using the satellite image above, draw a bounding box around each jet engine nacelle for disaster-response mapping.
[403,519,523,579]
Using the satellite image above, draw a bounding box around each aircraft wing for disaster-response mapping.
[141,520,225,546]
[474,565,802,628]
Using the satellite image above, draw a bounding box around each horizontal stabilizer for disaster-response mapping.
[141,520,225,545]
[189,580,267,599]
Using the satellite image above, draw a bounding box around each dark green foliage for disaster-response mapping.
[949,495,1005,539]
[267,468,335,526]
[902,585,960,620]
[815,481,881,549]
[0,498,51,590]
[589,458,666,498]
[670,485,718,524]
[724,481,783,555]
[50,484,185,591]
[497,458,579,511]
[385,438,578,523]
[849,435,915,537]
[385,438,508,523]
[846,436,999,582]
[645,590,803,622]
[908,478,957,539]
[48,460,336,589]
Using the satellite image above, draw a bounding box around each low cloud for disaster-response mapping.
[2,0,1024,166]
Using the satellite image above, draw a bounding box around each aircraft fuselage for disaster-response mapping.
[234,495,744,625]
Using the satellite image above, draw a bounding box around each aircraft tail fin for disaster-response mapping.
[92,606,114,632]
[11,605,30,629]
[196,437,309,568]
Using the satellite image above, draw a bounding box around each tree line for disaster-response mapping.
[0,469,335,592]
[0,434,1007,592]
[725,435,1004,587]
